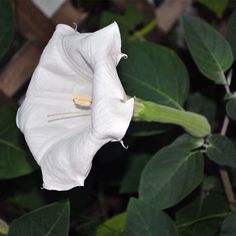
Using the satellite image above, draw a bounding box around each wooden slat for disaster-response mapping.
[13,0,55,43]
[0,0,87,97]
[52,1,87,26]
[0,42,43,96]
[155,0,192,32]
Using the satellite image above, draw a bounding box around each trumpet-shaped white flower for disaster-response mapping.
[16,23,134,191]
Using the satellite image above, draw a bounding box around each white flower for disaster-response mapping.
[16,22,134,191]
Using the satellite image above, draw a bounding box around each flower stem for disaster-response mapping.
[218,80,236,212]
[133,97,210,137]
[129,18,157,41]
[176,212,230,229]
[219,115,236,212]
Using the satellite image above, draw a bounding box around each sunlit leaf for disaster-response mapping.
[100,4,143,40]
[197,0,229,18]
[96,213,126,236]
[0,219,8,235]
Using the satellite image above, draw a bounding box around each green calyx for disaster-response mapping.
[133,97,211,138]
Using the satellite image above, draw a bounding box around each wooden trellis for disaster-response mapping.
[0,0,87,98]
[0,0,193,99]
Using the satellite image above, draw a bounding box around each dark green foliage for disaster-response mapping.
[228,9,236,59]
[0,0,14,59]
[0,106,37,179]
[182,15,233,84]
[139,135,204,209]
[8,201,70,236]
[119,42,189,108]
[126,198,177,236]
[206,134,236,167]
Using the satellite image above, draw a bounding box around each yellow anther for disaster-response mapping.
[73,95,92,107]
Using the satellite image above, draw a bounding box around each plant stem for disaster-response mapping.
[219,80,236,212]
[219,116,236,212]
[176,212,230,229]
[129,18,157,41]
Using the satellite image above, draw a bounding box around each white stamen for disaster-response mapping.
[48,113,91,122]
[48,112,82,117]
[120,140,128,149]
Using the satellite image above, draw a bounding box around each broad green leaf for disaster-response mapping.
[100,4,143,40]
[0,0,14,59]
[139,135,204,209]
[169,134,204,149]
[120,154,150,193]
[220,213,236,236]
[228,10,236,59]
[0,106,37,179]
[0,219,8,235]
[8,201,70,236]
[182,15,233,84]
[186,92,217,124]
[119,42,189,109]
[226,98,236,121]
[197,0,229,18]
[126,198,178,236]
[96,213,126,236]
[134,98,211,137]
[206,134,236,167]
[176,176,229,236]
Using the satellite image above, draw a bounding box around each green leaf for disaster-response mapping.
[176,176,229,236]
[8,201,70,236]
[186,92,217,124]
[206,134,236,167]
[0,219,8,235]
[119,42,189,109]
[139,135,204,209]
[134,98,211,137]
[228,10,236,59]
[0,0,14,59]
[120,154,150,193]
[100,4,143,40]
[96,213,126,236]
[197,0,229,18]
[182,15,233,84]
[220,213,236,236]
[0,106,37,179]
[226,98,236,121]
[126,198,178,236]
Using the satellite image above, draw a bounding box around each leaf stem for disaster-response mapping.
[176,212,230,229]
[218,80,236,212]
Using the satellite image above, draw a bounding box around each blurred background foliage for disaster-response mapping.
[1,0,236,235]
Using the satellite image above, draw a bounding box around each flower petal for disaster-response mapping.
[16,23,134,191]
